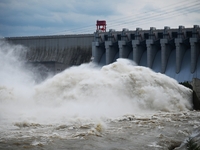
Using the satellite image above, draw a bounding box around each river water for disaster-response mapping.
[0,41,200,150]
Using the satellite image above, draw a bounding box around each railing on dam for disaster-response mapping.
[92,25,200,82]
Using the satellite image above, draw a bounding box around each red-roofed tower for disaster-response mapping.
[96,20,106,32]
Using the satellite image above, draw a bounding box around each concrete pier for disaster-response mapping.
[92,25,200,82]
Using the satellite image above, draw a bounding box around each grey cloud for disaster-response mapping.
[0,0,199,37]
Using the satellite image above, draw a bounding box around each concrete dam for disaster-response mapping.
[3,25,200,82]
[5,34,94,74]
[92,25,200,82]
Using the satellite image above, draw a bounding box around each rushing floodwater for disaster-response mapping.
[0,41,200,150]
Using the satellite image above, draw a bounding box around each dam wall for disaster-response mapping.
[92,25,200,82]
[5,34,93,74]
[2,25,200,82]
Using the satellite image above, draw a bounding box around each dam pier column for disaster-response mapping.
[118,41,128,58]
[118,28,132,58]
[190,25,200,73]
[160,26,174,73]
[175,26,188,73]
[105,41,119,64]
[132,28,145,64]
[92,31,105,64]
[160,39,171,73]
[105,29,118,65]
[92,41,105,63]
[146,27,160,69]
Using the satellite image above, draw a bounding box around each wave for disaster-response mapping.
[0,41,193,125]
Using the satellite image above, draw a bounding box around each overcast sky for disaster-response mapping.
[0,0,200,37]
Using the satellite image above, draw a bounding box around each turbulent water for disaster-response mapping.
[0,40,200,150]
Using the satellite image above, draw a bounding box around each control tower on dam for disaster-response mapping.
[92,25,200,82]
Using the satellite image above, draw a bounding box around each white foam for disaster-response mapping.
[0,41,193,125]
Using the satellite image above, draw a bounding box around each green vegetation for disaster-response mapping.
[179,81,193,90]
[186,138,200,150]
